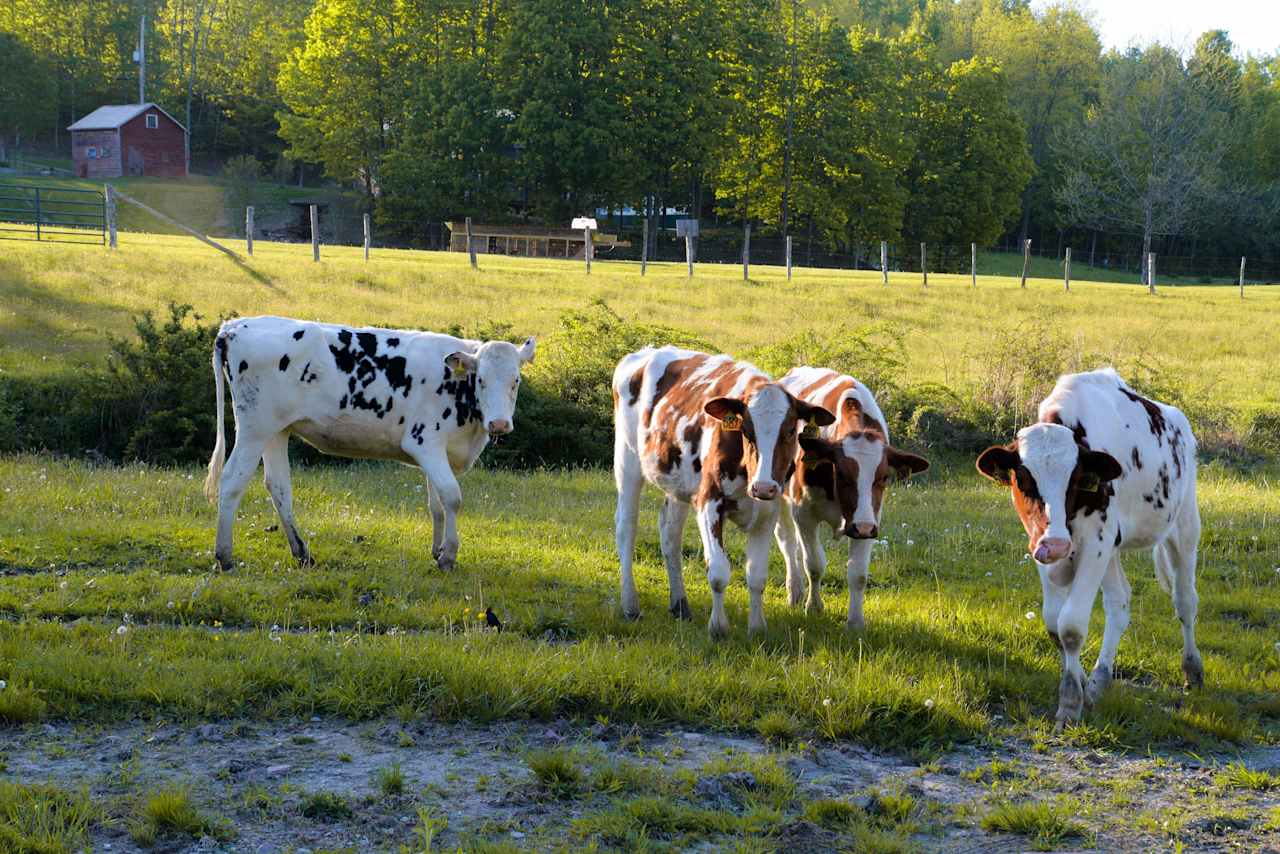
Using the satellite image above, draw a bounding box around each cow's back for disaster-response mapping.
[1039,368,1196,547]
[780,367,888,444]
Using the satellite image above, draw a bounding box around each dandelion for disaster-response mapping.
[59,581,68,589]
[1025,611,1036,620]
[906,539,915,546]
[822,697,833,708]
[167,601,175,609]
[116,625,128,636]
[924,698,935,710]
[0,680,7,690]
[985,572,993,577]
[1022,553,1031,561]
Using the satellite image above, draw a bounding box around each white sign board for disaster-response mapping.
[675,219,699,238]
[571,217,598,231]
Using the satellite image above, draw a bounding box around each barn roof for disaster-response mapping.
[67,103,187,132]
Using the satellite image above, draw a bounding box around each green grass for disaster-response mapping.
[132,786,227,844]
[980,799,1085,849]
[375,762,406,797]
[300,790,353,822]
[1213,761,1280,791]
[0,782,101,854]
[0,233,1278,757]
[526,750,585,799]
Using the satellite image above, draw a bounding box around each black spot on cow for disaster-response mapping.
[435,366,482,428]
[329,328,413,398]
[435,423,440,431]
[292,329,305,340]
[330,330,359,374]
[1130,447,1143,471]
[348,376,357,394]
[442,408,452,420]
[278,354,291,372]
[1071,422,1089,448]
[692,455,702,473]
[349,390,389,418]
[1157,463,1171,500]
[387,337,400,347]
[410,423,425,445]
[1168,427,1185,480]
[238,360,248,374]
[298,361,318,384]
[339,395,348,410]
[398,416,404,425]
[356,331,378,357]
[1115,529,1123,547]
[1120,387,1167,443]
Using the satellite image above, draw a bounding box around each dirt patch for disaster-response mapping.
[2,717,1278,852]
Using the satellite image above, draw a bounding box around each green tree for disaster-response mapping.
[901,53,1033,248]
[0,31,56,159]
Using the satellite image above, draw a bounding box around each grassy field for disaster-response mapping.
[1,234,1279,849]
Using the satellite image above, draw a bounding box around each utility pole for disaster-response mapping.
[136,14,146,103]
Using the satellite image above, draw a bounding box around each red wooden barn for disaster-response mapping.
[67,103,188,179]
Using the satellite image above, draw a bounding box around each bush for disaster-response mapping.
[747,322,905,398]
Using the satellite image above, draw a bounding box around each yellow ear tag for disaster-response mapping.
[802,421,820,439]
[1078,472,1100,493]
[720,413,741,431]
[802,456,822,472]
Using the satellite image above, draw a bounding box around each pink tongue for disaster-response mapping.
[1034,544,1053,563]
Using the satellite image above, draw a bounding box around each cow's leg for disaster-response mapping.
[774,502,806,607]
[659,497,692,620]
[261,432,311,566]
[613,432,645,620]
[1087,554,1129,705]
[1163,516,1204,688]
[695,497,732,639]
[1052,551,1108,730]
[845,537,874,631]
[214,432,269,571]
[426,482,446,561]
[795,516,826,616]
[744,505,779,637]
[405,445,463,571]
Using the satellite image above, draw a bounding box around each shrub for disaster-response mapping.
[300,790,353,821]
[747,322,905,399]
[0,680,47,724]
[527,749,583,798]
[223,154,265,219]
[135,787,227,841]
[980,799,1084,846]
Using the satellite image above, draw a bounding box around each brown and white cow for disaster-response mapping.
[612,346,835,637]
[977,368,1202,729]
[775,367,928,630]
[204,316,535,572]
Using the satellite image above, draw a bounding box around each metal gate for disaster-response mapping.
[0,183,106,244]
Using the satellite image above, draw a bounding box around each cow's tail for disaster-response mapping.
[204,335,227,503]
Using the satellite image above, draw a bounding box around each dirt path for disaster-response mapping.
[4,717,1279,852]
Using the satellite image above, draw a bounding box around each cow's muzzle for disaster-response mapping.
[843,522,878,539]
[749,481,779,501]
[487,419,512,436]
[1034,537,1072,564]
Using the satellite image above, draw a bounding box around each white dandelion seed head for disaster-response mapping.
[1025,611,1036,620]
[0,680,7,690]
[924,698,935,710]
[822,697,833,708]
[116,625,128,635]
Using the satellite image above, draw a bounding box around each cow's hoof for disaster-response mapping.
[1182,652,1205,690]
[431,546,443,561]
[707,616,730,640]
[747,618,767,638]
[787,586,805,608]
[669,597,692,621]
[845,616,865,633]
[436,557,456,572]
[1085,666,1112,706]
[296,552,315,568]
[805,595,824,616]
[214,554,234,573]
[621,608,641,622]
[1054,671,1085,731]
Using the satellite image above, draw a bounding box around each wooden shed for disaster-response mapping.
[445,222,629,259]
[68,103,188,179]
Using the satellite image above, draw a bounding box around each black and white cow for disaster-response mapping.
[977,368,1202,729]
[775,367,928,630]
[204,316,535,571]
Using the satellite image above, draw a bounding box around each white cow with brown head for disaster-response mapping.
[977,368,1202,729]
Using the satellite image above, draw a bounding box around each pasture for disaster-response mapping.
[1,235,1279,851]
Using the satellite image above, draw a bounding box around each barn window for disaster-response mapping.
[146,113,158,129]
[87,147,97,159]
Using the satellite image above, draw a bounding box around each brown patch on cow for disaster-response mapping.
[798,370,839,402]
[1059,627,1082,654]
[627,367,644,406]
[1120,387,1167,441]
[644,355,707,427]
[1043,409,1063,425]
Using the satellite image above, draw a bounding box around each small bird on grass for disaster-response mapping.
[485,607,503,632]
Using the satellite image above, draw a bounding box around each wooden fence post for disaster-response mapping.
[245,206,254,256]
[466,217,476,269]
[881,240,888,285]
[1147,252,1155,295]
[641,218,648,276]
[363,213,370,261]
[104,184,117,248]
[1020,239,1031,288]
[970,242,976,288]
[685,233,694,278]
[584,227,593,274]
[742,223,751,281]
[1239,256,1246,299]
[785,235,792,281]
[310,204,319,262]
[920,242,927,287]
[1064,247,1071,292]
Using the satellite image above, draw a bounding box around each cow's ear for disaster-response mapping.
[445,351,478,376]
[799,435,836,461]
[1080,449,1122,484]
[795,398,836,427]
[976,444,1020,485]
[704,397,746,424]
[517,336,536,364]
[887,447,930,481]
